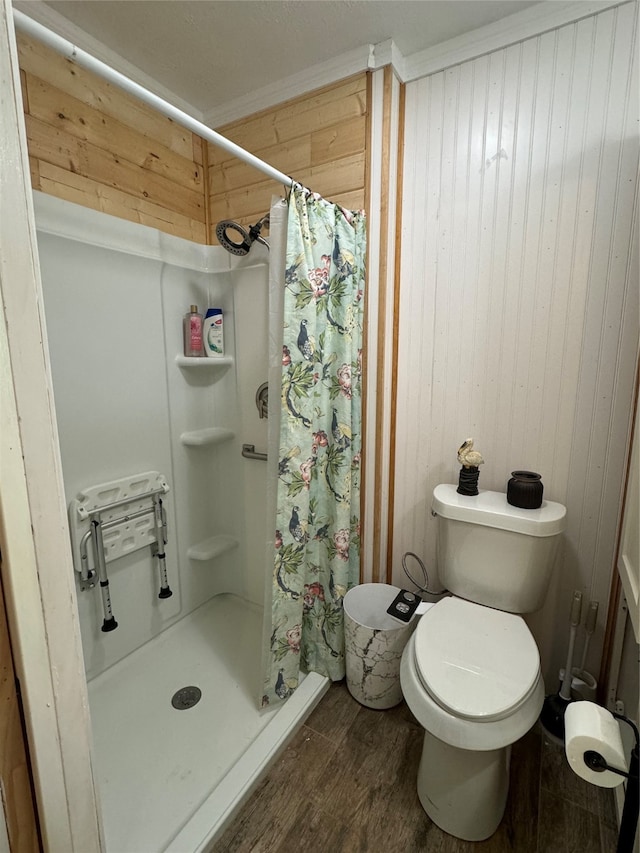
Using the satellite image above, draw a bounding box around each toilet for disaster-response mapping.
[400,483,566,842]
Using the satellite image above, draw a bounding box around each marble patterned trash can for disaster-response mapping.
[343,583,418,710]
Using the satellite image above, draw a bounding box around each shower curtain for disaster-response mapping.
[263,186,366,705]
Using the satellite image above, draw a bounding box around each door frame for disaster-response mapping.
[0,1,102,849]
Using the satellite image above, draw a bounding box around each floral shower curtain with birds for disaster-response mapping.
[262,187,366,705]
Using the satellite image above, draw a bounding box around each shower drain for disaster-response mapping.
[171,686,202,710]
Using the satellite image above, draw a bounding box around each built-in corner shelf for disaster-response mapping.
[187,535,239,562]
[175,355,233,368]
[180,428,235,447]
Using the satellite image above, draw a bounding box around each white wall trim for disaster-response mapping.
[361,69,384,582]
[378,70,401,582]
[617,382,639,642]
[370,39,408,81]
[362,66,402,583]
[13,0,629,129]
[204,43,372,128]
[33,192,273,277]
[208,0,630,123]
[33,191,232,273]
[12,0,204,120]
[403,0,630,82]
[0,1,102,847]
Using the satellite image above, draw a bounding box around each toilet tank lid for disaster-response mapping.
[432,484,566,537]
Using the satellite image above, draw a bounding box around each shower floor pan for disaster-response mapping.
[87,593,329,853]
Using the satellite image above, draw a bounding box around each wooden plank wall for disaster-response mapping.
[208,73,368,242]
[17,33,208,243]
[17,33,368,246]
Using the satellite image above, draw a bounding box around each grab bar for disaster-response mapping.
[242,443,267,461]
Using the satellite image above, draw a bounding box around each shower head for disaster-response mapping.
[215,214,270,255]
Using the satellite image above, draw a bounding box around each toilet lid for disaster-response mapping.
[414,597,540,721]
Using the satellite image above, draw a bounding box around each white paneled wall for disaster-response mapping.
[393,1,638,685]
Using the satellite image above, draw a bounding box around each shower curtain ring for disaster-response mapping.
[285,180,297,204]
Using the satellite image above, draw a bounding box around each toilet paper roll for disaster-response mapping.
[565,701,627,788]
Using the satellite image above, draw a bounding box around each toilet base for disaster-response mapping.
[417,729,511,841]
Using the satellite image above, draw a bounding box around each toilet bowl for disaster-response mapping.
[399,484,566,841]
[400,597,544,841]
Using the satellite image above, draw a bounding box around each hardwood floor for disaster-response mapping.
[212,682,618,853]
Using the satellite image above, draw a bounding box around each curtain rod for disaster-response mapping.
[12,9,294,189]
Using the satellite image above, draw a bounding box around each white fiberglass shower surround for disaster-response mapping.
[34,191,328,852]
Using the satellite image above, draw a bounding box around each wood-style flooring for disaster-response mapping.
[212,682,619,853]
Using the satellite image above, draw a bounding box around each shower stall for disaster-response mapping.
[34,191,328,852]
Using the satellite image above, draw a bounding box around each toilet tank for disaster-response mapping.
[432,484,566,613]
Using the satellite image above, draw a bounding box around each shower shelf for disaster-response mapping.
[180,428,235,447]
[187,535,239,562]
[175,355,233,368]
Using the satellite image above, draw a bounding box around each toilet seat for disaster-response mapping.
[413,597,540,722]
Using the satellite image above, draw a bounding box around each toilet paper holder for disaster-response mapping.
[571,707,638,853]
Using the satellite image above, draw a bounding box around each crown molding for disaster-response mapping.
[370,39,408,81]
[13,0,630,131]
[204,42,372,128]
[203,0,630,124]
[403,0,630,83]
[12,0,205,121]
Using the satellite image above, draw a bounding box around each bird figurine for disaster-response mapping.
[457,438,484,468]
[297,319,315,361]
[456,438,484,496]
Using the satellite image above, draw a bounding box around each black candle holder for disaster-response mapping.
[507,470,543,509]
[457,465,480,496]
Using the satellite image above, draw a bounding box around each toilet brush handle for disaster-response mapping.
[560,627,578,700]
[560,591,583,701]
[579,601,599,672]
[570,590,583,627]
[584,600,599,634]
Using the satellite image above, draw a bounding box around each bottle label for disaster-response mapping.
[207,326,223,354]
[190,316,202,348]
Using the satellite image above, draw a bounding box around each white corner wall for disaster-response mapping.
[393,1,639,685]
